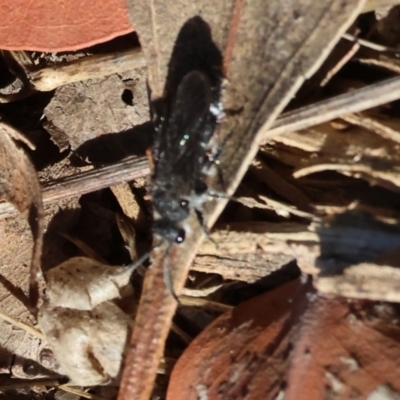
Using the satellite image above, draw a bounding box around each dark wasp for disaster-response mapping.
[124,16,224,298]
[152,70,221,242]
[150,68,223,298]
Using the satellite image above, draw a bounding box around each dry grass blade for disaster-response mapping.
[179,296,233,313]
[118,1,365,399]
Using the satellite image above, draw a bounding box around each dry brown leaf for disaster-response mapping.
[168,278,400,400]
[0,121,43,308]
[44,69,149,151]
[39,302,131,386]
[0,0,133,52]
[43,257,135,310]
[167,278,311,400]
[38,257,135,386]
[285,297,400,399]
[0,198,80,385]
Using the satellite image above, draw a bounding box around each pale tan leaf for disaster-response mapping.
[38,257,136,386]
[44,257,135,310]
[39,302,131,386]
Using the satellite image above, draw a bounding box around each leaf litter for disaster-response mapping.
[2,1,400,399]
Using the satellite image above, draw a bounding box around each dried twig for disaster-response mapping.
[0,48,146,102]
[0,310,44,340]
[262,76,400,141]
[0,156,149,219]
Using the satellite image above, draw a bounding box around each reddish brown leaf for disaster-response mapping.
[286,296,400,399]
[167,278,312,400]
[168,278,400,400]
[0,0,133,51]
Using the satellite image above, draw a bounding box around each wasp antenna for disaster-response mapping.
[126,251,151,272]
[113,250,152,277]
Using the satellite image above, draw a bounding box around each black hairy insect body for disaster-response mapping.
[136,16,224,298]
[152,69,221,245]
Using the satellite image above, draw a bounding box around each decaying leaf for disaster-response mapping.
[39,302,131,386]
[43,257,135,310]
[285,297,400,399]
[0,121,43,308]
[44,69,149,151]
[167,278,311,400]
[168,277,400,400]
[38,257,135,386]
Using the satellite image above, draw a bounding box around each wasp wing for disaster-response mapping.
[154,70,213,185]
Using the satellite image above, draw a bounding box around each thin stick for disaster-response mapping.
[59,385,103,399]
[29,48,147,92]
[262,76,400,141]
[342,32,394,52]
[0,156,150,219]
[0,310,45,340]
[0,378,65,391]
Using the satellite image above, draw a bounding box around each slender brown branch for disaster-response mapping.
[29,48,147,92]
[262,76,400,141]
[0,156,150,219]
[0,48,147,102]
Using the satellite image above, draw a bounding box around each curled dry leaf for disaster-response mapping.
[168,277,400,400]
[44,257,135,310]
[39,302,131,386]
[38,257,135,385]
[0,121,43,307]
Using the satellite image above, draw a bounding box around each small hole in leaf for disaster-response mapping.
[122,89,134,106]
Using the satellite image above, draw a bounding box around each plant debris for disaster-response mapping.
[1,1,400,400]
